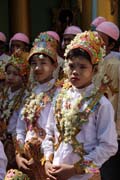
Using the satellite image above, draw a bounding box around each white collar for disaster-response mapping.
[33,79,56,94]
[71,83,94,97]
[8,88,21,100]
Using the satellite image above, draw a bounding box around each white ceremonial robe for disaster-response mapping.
[0,88,22,137]
[103,52,120,138]
[42,84,118,180]
[105,51,120,61]
[53,55,64,79]
[16,79,59,143]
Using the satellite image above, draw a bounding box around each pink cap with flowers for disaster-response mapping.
[5,50,30,77]
[64,31,106,64]
[96,21,120,41]
[28,32,58,62]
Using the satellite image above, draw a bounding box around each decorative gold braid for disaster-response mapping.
[0,87,25,137]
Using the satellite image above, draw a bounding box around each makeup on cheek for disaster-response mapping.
[44,66,50,72]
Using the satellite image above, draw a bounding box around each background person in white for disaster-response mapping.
[0,141,7,180]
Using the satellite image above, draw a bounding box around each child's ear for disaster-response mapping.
[108,41,115,51]
[53,62,58,69]
[93,65,98,75]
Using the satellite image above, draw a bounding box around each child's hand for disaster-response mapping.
[16,154,30,170]
[45,161,57,180]
[50,164,75,180]
[27,158,36,169]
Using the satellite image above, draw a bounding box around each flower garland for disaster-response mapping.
[0,87,25,139]
[4,169,30,180]
[21,84,58,130]
[15,82,59,160]
[54,76,111,174]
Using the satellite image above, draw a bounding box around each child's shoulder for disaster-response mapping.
[99,95,113,108]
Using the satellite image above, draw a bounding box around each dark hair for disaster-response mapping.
[5,63,17,72]
[112,36,120,52]
[29,53,55,65]
[66,48,92,64]
[5,63,29,84]
[108,36,116,46]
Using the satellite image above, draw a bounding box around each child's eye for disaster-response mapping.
[6,71,10,75]
[41,62,46,65]
[69,64,74,69]
[14,72,19,76]
[79,65,87,69]
[31,62,37,66]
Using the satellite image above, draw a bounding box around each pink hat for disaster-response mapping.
[47,31,60,42]
[64,25,82,35]
[0,32,6,42]
[91,16,106,27]
[10,33,30,45]
[96,21,120,41]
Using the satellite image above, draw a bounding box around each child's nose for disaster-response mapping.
[35,64,42,70]
[8,74,14,80]
[73,67,80,74]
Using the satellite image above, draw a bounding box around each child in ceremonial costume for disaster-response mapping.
[9,33,30,54]
[0,50,30,170]
[42,31,118,180]
[0,55,9,94]
[15,32,60,180]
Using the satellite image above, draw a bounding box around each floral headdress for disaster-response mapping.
[4,169,30,180]
[5,50,30,77]
[28,32,58,63]
[64,31,106,64]
[0,58,9,80]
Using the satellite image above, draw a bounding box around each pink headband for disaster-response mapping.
[64,25,82,35]
[91,16,106,27]
[0,32,6,42]
[47,31,60,42]
[10,33,30,46]
[96,21,120,41]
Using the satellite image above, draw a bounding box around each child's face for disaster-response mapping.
[68,56,95,89]
[63,34,75,50]
[30,54,56,84]
[0,80,5,91]
[10,40,29,54]
[97,31,111,55]
[6,65,23,91]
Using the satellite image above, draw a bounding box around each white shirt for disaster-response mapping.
[53,55,64,79]
[16,79,59,143]
[7,89,21,136]
[105,51,120,61]
[0,141,7,180]
[42,84,118,180]
[0,53,10,61]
